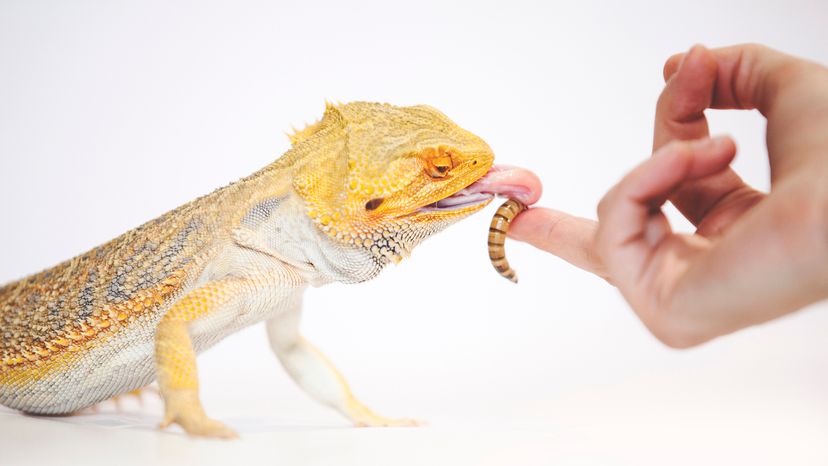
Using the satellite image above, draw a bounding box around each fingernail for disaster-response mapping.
[678,44,705,70]
[689,135,728,150]
[707,135,729,147]
[676,47,694,70]
[677,53,687,70]
[687,43,707,57]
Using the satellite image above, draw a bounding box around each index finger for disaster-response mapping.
[508,207,606,278]
[596,137,737,292]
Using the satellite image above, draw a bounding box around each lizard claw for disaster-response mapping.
[158,389,238,439]
[354,416,421,428]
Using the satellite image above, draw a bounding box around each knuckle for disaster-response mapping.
[635,291,710,349]
[739,43,815,104]
[541,212,568,244]
[584,241,607,277]
[659,139,696,160]
[664,92,704,121]
[663,138,691,152]
[738,43,777,69]
[740,42,767,57]
[655,85,671,108]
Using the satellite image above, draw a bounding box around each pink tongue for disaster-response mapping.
[467,165,542,205]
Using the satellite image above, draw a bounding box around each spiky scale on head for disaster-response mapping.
[289,102,495,263]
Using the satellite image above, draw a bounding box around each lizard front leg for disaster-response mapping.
[155,281,242,439]
[266,306,418,427]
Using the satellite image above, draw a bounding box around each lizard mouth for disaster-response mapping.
[419,165,542,212]
[419,192,494,212]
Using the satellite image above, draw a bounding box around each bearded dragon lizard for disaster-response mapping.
[0,102,539,438]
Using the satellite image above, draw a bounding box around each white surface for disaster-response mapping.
[1,1,827,465]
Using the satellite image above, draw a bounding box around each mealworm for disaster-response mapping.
[488,198,527,283]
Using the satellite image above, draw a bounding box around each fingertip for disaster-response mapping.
[656,136,737,180]
[713,134,738,156]
[687,43,710,57]
[656,44,718,136]
[663,44,710,81]
[683,44,717,81]
[693,134,737,157]
[690,135,737,177]
[663,53,684,81]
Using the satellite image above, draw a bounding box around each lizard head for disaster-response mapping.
[289,102,495,267]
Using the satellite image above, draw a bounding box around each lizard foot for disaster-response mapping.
[347,403,420,427]
[159,389,238,439]
[353,415,420,428]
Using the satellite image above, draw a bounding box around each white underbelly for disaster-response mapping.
[189,284,302,353]
[1,285,303,415]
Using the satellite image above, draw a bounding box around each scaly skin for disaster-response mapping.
[0,102,495,438]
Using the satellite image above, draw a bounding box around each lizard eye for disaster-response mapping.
[365,198,384,211]
[427,156,453,178]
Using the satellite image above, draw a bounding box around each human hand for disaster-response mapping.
[510,44,828,348]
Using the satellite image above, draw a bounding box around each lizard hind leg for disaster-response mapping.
[154,282,242,439]
[267,309,419,428]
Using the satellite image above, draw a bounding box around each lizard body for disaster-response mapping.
[0,102,532,437]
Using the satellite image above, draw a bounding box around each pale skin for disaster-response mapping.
[509,44,828,348]
[156,278,416,439]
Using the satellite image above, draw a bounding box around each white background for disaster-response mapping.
[1,1,827,465]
